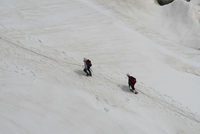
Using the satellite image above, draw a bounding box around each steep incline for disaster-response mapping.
[1,0,200,133]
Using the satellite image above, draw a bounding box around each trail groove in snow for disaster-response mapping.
[1,32,200,123]
[1,0,200,133]
[138,85,200,123]
[1,28,199,133]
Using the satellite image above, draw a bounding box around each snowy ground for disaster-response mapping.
[0,0,200,134]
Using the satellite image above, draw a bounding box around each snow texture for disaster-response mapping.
[0,0,200,134]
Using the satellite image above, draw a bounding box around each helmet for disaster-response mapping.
[83,57,87,62]
[126,73,130,77]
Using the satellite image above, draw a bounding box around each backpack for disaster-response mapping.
[129,76,136,84]
[86,60,92,67]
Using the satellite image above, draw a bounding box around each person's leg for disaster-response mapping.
[130,84,135,92]
[131,85,135,90]
[129,84,133,91]
[88,68,92,76]
[83,68,89,75]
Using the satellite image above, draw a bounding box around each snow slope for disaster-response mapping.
[92,0,200,49]
[0,0,200,133]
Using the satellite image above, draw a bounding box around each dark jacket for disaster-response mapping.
[128,76,136,85]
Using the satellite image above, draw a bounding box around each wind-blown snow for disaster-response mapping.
[0,0,200,134]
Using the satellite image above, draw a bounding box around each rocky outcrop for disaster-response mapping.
[157,0,174,5]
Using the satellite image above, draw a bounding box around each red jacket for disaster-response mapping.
[128,76,136,85]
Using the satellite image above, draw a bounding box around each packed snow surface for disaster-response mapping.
[0,0,200,134]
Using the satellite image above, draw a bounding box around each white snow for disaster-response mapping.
[0,0,200,134]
